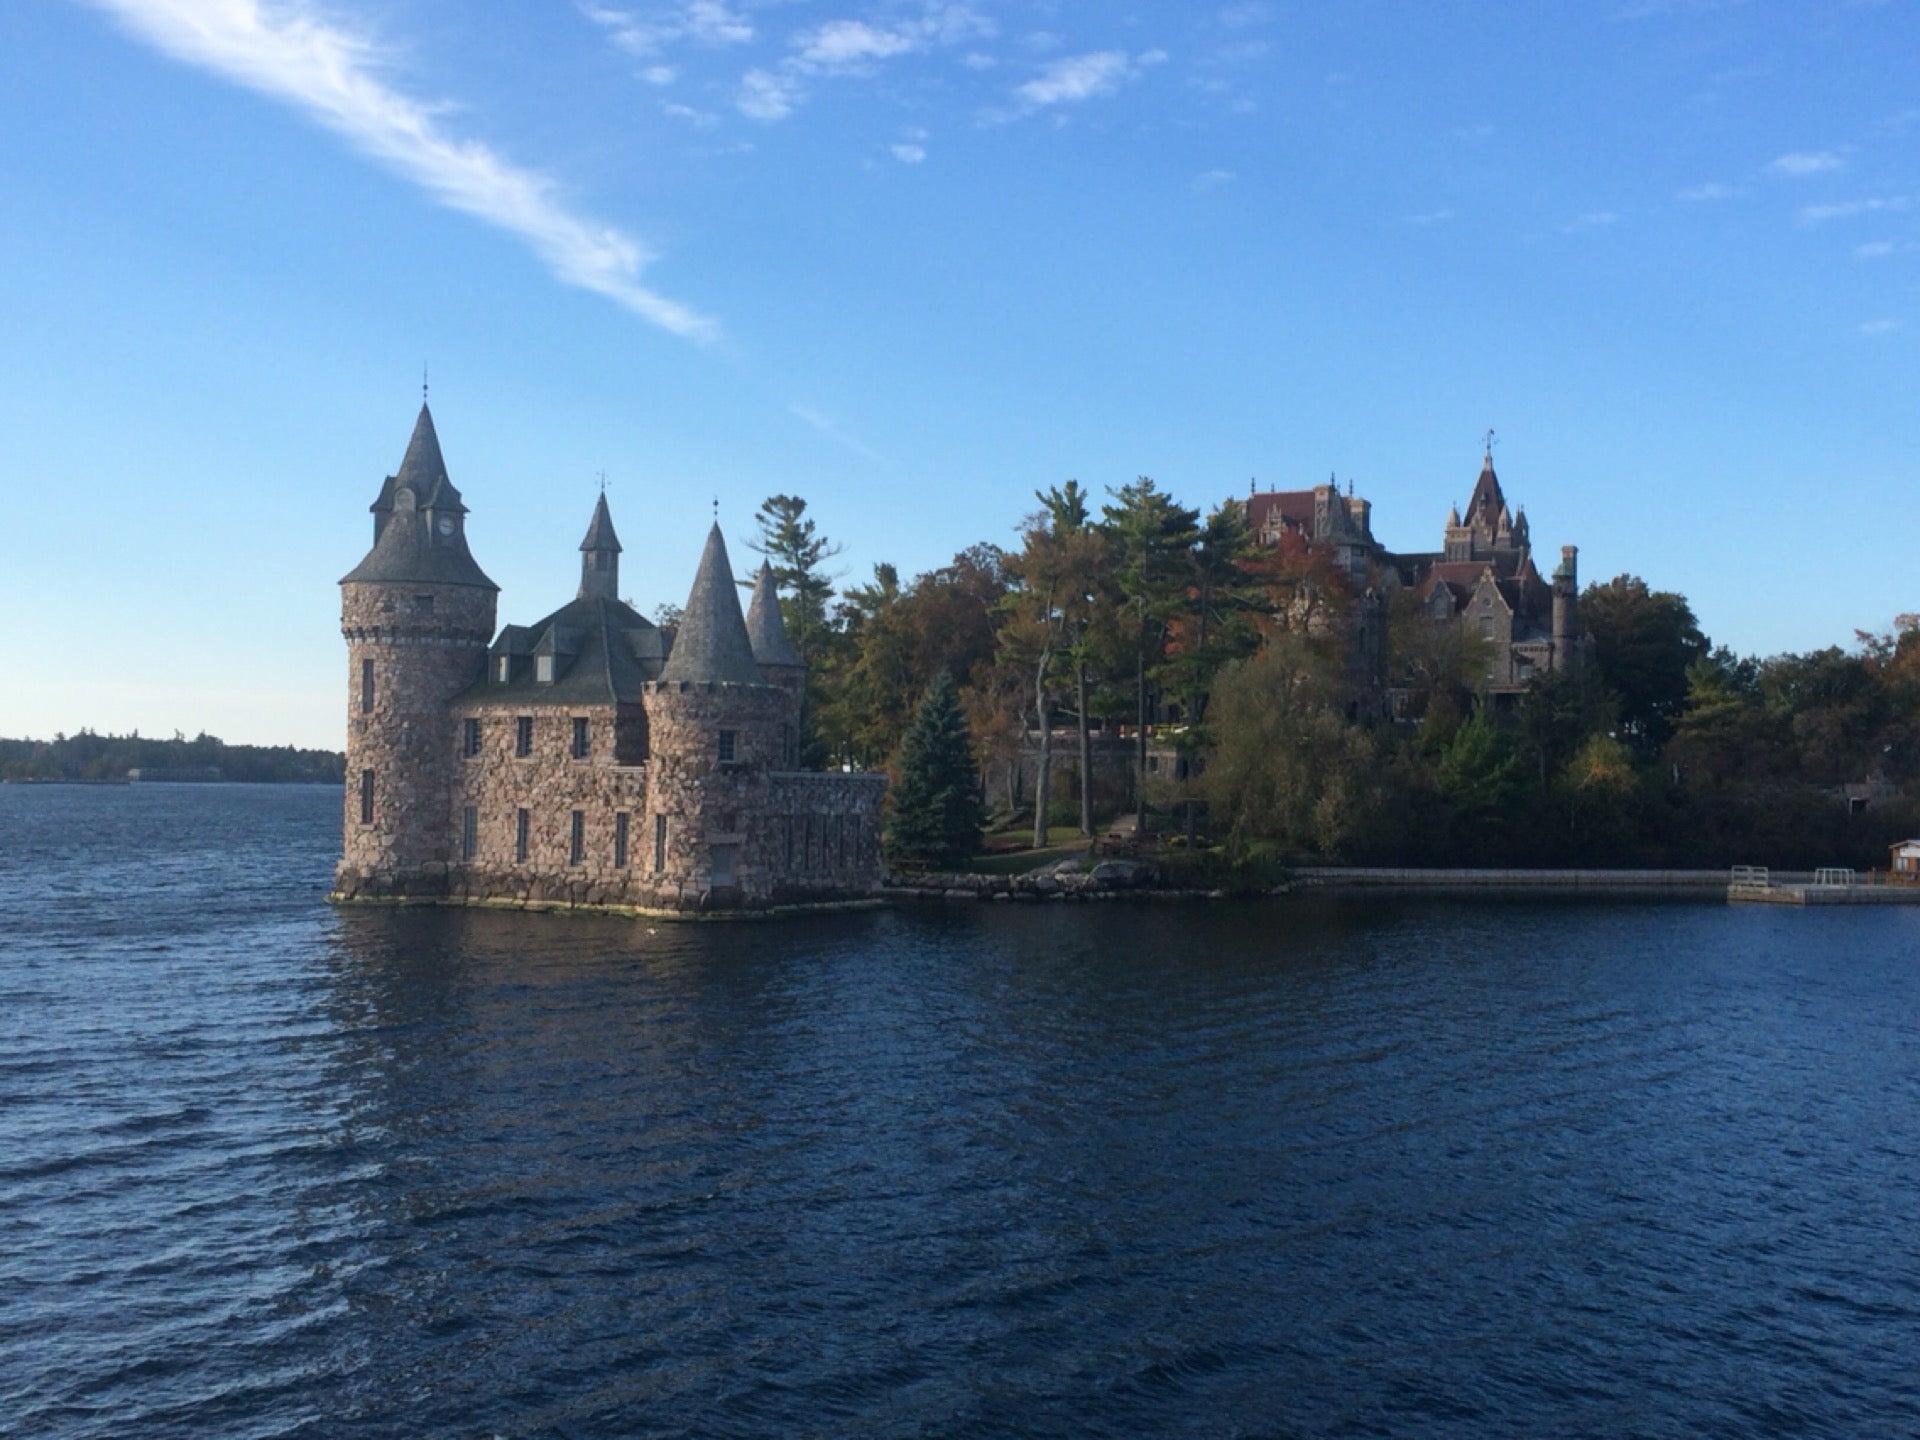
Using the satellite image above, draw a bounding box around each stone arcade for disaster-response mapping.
[330,404,886,915]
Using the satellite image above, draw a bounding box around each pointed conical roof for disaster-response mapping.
[580,492,621,552]
[1464,451,1505,526]
[344,403,494,589]
[658,524,765,685]
[745,561,802,669]
[396,402,462,512]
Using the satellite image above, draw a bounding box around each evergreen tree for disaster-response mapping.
[886,671,983,869]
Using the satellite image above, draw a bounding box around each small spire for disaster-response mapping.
[746,560,803,669]
[578,492,622,600]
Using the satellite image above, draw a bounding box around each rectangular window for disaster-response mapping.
[717,729,737,764]
[463,717,481,758]
[413,593,434,615]
[571,717,589,759]
[805,815,815,871]
[361,657,374,713]
[1480,616,1494,638]
[536,655,555,684]
[462,805,477,861]
[359,769,373,825]
[833,815,844,868]
[515,808,530,863]
[515,716,533,757]
[496,656,510,683]
[569,810,585,865]
[785,815,794,868]
[614,812,629,869]
[653,813,666,873]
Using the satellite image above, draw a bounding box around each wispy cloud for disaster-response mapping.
[1016,49,1161,107]
[1798,195,1913,224]
[87,0,717,341]
[789,403,880,460]
[1768,149,1846,177]
[891,141,927,163]
[1677,181,1737,201]
[1192,168,1235,193]
[737,66,799,120]
[1854,239,1901,259]
[579,0,752,58]
[1858,318,1903,336]
[1614,0,1750,19]
[793,18,919,70]
[1562,210,1620,232]
[1403,208,1457,226]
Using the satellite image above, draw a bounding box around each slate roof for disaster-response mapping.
[580,492,621,553]
[1463,452,1506,527]
[1246,490,1318,534]
[745,561,802,669]
[659,524,767,686]
[462,595,666,706]
[343,403,495,589]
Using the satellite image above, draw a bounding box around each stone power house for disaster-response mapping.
[331,404,886,914]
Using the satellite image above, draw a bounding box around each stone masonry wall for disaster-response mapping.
[763,771,888,902]
[336,580,495,893]
[441,701,655,908]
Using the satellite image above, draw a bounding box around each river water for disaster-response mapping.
[3,784,1918,1438]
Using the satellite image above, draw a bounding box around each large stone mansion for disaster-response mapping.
[329,403,885,915]
[1246,445,1584,705]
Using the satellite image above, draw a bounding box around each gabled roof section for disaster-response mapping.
[745,561,802,669]
[659,524,766,686]
[462,595,662,705]
[580,492,621,553]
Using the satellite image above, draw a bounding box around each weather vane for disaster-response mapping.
[1484,426,1496,455]
[712,495,719,520]
[598,470,608,494]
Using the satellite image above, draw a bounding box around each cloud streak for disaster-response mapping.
[89,0,717,341]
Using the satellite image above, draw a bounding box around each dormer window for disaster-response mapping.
[536,655,555,684]
[496,656,510,683]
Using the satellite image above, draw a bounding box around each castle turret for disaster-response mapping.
[651,525,789,905]
[1551,544,1579,672]
[578,491,622,600]
[745,560,806,766]
[335,403,498,896]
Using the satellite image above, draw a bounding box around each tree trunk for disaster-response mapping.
[1033,648,1053,850]
[1135,631,1148,835]
[1076,660,1093,837]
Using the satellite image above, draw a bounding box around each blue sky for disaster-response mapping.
[2,0,1916,748]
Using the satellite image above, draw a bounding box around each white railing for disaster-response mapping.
[1813,867,1857,888]
[1729,865,1770,890]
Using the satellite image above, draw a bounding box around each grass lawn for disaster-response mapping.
[966,825,1093,875]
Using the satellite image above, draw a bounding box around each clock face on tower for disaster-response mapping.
[436,515,455,537]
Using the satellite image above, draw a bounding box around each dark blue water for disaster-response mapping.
[4,785,1919,1438]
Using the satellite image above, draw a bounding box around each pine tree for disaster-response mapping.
[886,671,983,869]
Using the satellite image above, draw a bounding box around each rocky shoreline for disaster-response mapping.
[882,857,1245,903]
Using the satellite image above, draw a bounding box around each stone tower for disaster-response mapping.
[336,403,498,894]
[1551,544,1579,672]
[649,525,788,903]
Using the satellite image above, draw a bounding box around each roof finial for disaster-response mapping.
[712,495,719,521]
[422,363,429,404]
[598,469,608,494]
[1483,426,1496,458]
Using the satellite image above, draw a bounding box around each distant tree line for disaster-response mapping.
[0,730,346,784]
[751,487,1919,873]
